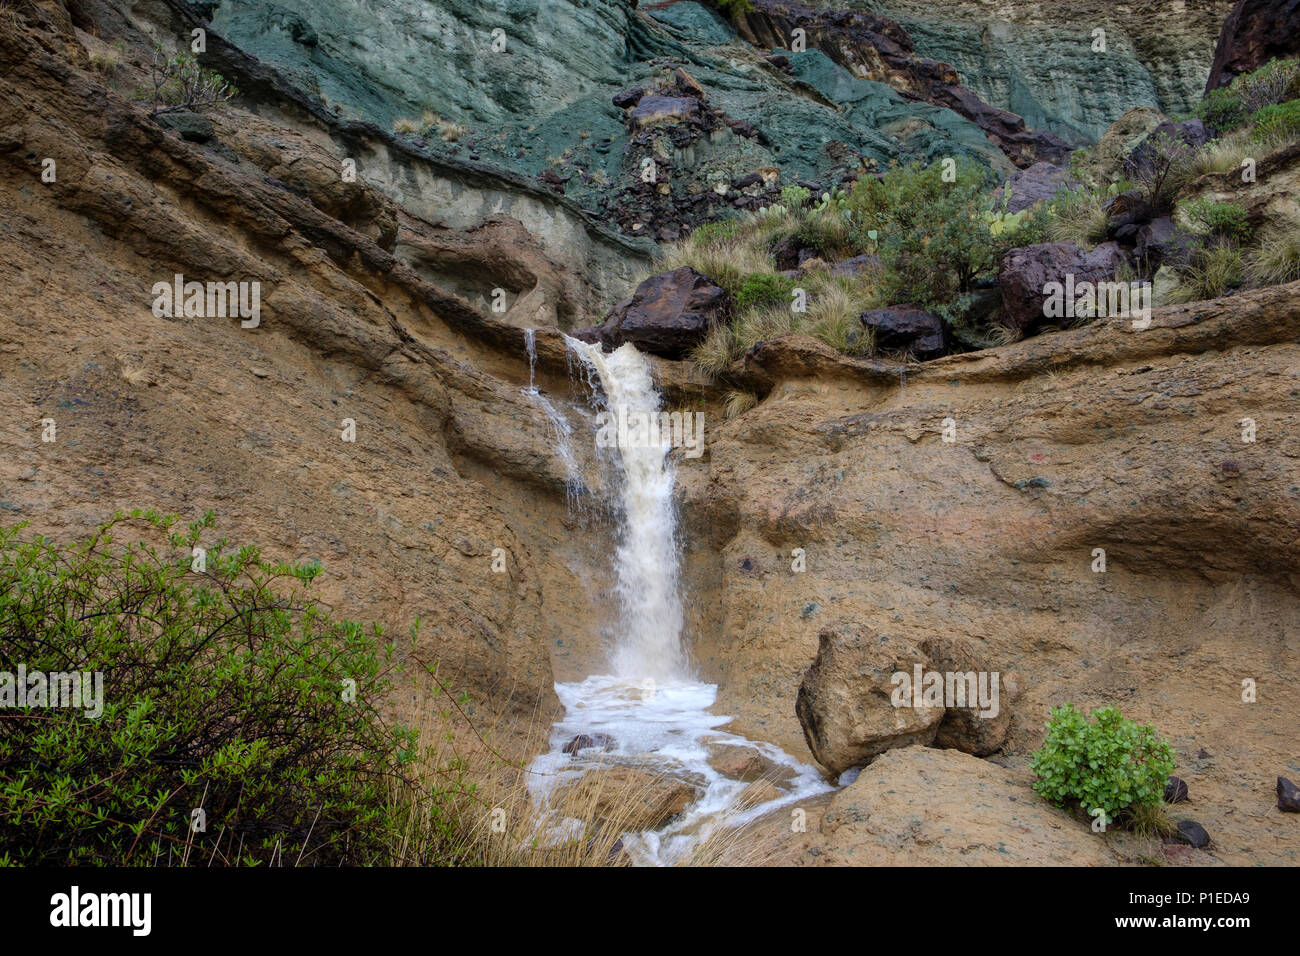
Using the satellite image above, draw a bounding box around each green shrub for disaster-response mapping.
[1180,198,1251,240]
[1235,57,1300,112]
[690,219,742,247]
[1193,87,1248,134]
[143,43,237,116]
[849,159,997,310]
[734,272,796,311]
[1249,99,1300,145]
[0,510,467,866]
[1030,703,1176,825]
[1170,240,1243,301]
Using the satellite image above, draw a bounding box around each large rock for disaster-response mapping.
[1205,0,1300,92]
[995,162,1079,213]
[707,745,792,783]
[810,747,1119,865]
[997,241,1130,334]
[629,95,701,130]
[1124,119,1211,182]
[555,767,698,831]
[859,305,946,359]
[795,622,941,775]
[598,267,731,358]
[921,636,1017,757]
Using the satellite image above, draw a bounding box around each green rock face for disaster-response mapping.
[868,0,1233,145]
[209,0,1014,218]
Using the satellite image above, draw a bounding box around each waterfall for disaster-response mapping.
[522,329,582,509]
[565,337,688,681]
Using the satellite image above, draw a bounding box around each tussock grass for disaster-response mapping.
[1169,240,1243,302]
[1045,188,1110,248]
[1246,223,1300,285]
[723,389,758,419]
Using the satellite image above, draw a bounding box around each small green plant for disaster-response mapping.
[145,44,237,116]
[713,0,755,16]
[734,272,796,311]
[1030,703,1176,825]
[690,219,742,247]
[1180,198,1251,241]
[1235,57,1300,112]
[780,184,812,207]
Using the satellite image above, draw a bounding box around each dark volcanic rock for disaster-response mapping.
[1205,0,1300,92]
[155,109,216,143]
[1165,775,1190,804]
[1173,819,1211,848]
[1278,776,1300,812]
[562,732,616,755]
[612,87,646,109]
[997,241,1130,334]
[1124,120,1210,183]
[598,267,731,358]
[860,305,946,359]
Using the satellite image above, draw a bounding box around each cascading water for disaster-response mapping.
[526,335,830,865]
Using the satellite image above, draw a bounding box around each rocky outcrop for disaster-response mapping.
[996,162,1080,213]
[598,267,731,358]
[1205,0,1300,92]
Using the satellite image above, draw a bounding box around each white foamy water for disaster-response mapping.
[525,336,830,866]
[522,329,582,508]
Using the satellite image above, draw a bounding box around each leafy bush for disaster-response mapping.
[1127,130,1194,212]
[1030,703,1176,824]
[1180,198,1251,241]
[1249,98,1300,145]
[849,159,997,310]
[0,510,466,866]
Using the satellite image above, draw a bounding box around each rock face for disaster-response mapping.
[1205,0,1300,92]
[859,305,946,359]
[598,267,731,358]
[795,623,942,775]
[997,242,1130,334]
[809,747,1119,865]
[872,0,1234,144]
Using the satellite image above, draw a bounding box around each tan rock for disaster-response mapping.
[707,745,791,783]
[556,768,698,831]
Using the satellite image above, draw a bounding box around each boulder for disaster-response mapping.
[995,162,1080,213]
[997,241,1130,334]
[795,622,941,775]
[736,779,783,810]
[598,267,731,358]
[859,305,946,359]
[611,87,645,109]
[562,732,616,755]
[707,745,791,783]
[629,95,701,130]
[1278,776,1300,812]
[555,767,697,831]
[1205,0,1300,92]
[829,254,881,278]
[920,636,1018,757]
[1174,819,1211,848]
[1135,217,1197,271]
